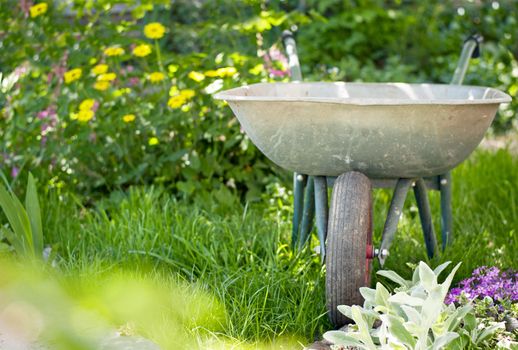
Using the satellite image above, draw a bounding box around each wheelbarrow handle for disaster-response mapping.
[282,30,303,81]
[450,34,483,85]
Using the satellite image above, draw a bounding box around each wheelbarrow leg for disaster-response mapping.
[378,178,413,266]
[439,172,453,250]
[298,176,315,248]
[314,176,328,260]
[292,173,307,248]
[414,178,439,259]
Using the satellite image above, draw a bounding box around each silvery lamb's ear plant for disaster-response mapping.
[324,261,505,350]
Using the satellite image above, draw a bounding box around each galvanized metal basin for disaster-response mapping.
[214,82,511,178]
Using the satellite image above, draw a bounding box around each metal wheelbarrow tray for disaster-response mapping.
[215,82,509,178]
[214,33,512,327]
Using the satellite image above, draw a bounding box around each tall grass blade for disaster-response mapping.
[25,173,43,255]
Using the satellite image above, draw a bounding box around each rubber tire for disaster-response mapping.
[326,171,373,327]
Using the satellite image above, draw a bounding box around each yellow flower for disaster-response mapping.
[30,3,48,18]
[180,89,195,99]
[133,44,152,57]
[204,70,219,78]
[168,64,179,74]
[93,81,110,91]
[188,71,205,82]
[104,46,125,57]
[169,86,179,97]
[148,72,165,83]
[91,64,108,75]
[167,95,186,109]
[216,66,237,78]
[64,68,82,84]
[122,114,136,123]
[113,88,131,97]
[205,67,237,78]
[79,99,96,111]
[249,64,264,76]
[77,109,94,123]
[97,73,117,82]
[148,137,159,146]
[144,22,166,39]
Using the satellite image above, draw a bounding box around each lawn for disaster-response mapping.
[3,148,512,348]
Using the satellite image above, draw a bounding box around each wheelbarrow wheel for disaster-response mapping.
[326,171,373,327]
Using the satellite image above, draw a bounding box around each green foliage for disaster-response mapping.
[0,149,511,345]
[324,262,505,349]
[297,1,518,131]
[0,1,516,198]
[0,173,44,259]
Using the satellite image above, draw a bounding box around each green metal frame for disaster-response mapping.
[283,31,482,264]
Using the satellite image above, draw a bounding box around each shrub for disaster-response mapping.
[324,262,507,349]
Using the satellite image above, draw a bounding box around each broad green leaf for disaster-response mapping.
[0,186,32,255]
[443,305,472,332]
[351,305,377,350]
[475,322,505,343]
[463,312,477,332]
[0,226,24,254]
[337,305,352,319]
[401,305,421,324]
[383,314,416,348]
[418,261,437,292]
[360,287,376,304]
[420,286,444,329]
[323,331,367,349]
[374,282,390,306]
[377,270,410,288]
[388,292,424,307]
[432,332,459,350]
[25,173,43,256]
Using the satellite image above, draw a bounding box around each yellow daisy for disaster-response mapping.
[144,22,166,39]
[133,44,152,57]
[148,137,159,146]
[122,114,136,123]
[97,73,117,82]
[77,110,94,123]
[64,68,82,84]
[180,89,195,99]
[30,3,48,18]
[91,64,108,75]
[148,72,165,83]
[79,99,96,111]
[167,95,186,109]
[104,46,125,57]
[188,71,205,82]
[93,81,110,91]
[216,66,237,78]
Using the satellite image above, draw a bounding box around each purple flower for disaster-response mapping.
[446,266,517,304]
[11,166,19,178]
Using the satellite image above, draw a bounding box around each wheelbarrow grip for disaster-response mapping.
[282,30,295,44]
[464,34,483,58]
[450,34,483,85]
[281,30,303,81]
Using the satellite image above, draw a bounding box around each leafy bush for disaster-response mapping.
[0,1,293,198]
[324,262,506,349]
[0,1,516,198]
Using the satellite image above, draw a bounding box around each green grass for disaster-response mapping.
[2,149,517,348]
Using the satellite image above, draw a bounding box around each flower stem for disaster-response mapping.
[155,40,164,72]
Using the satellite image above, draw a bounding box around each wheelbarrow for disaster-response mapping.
[214,32,511,327]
